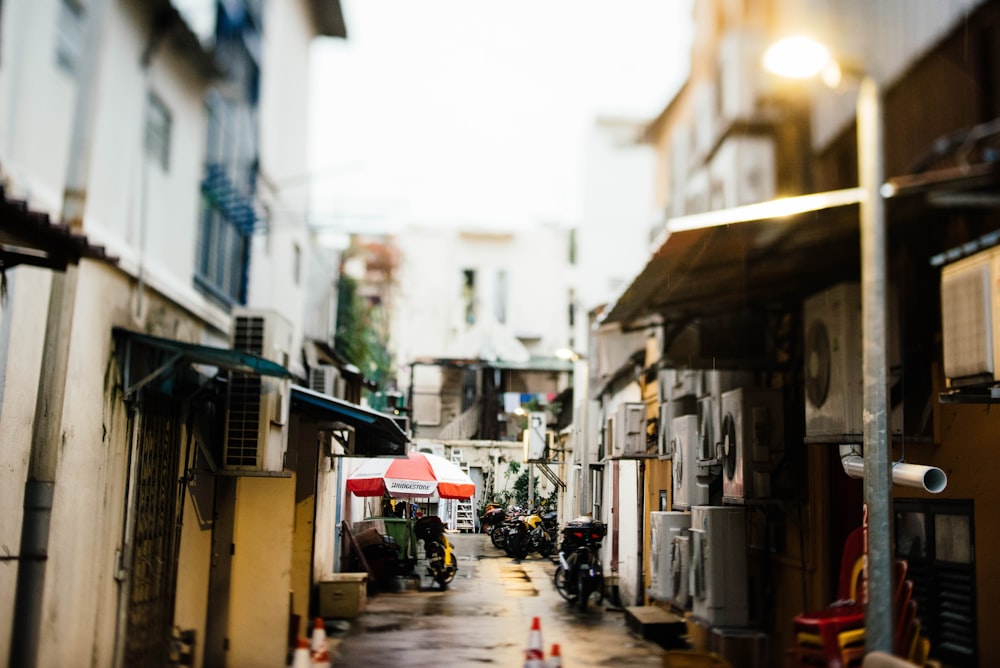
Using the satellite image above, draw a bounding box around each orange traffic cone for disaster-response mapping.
[524,616,545,668]
[290,637,311,668]
[310,617,331,668]
[546,643,562,668]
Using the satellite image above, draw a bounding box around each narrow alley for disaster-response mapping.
[328,532,669,667]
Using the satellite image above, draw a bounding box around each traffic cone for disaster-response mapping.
[310,617,332,668]
[523,616,545,668]
[546,643,562,668]
[290,637,311,668]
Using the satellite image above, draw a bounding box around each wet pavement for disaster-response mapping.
[328,531,668,667]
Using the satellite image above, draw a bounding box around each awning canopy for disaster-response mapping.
[601,158,1000,332]
[114,327,290,398]
[600,189,864,329]
[290,385,409,456]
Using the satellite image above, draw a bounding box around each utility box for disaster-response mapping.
[318,573,368,618]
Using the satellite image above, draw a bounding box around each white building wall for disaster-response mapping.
[0,0,333,663]
[0,0,75,211]
[576,117,657,327]
[248,0,323,377]
[0,0,217,663]
[391,223,572,384]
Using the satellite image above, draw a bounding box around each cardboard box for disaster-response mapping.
[318,573,368,619]
[709,627,769,668]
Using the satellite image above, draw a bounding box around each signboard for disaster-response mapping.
[524,411,547,462]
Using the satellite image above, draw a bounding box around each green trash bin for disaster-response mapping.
[367,517,417,571]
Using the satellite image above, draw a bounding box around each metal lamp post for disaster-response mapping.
[764,37,893,654]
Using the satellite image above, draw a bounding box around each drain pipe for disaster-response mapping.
[839,445,947,493]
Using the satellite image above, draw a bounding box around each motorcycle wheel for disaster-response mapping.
[553,565,577,602]
[507,525,529,560]
[537,536,555,558]
[577,566,592,611]
[490,525,506,550]
[428,542,455,589]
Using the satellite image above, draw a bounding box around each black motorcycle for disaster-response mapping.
[480,503,508,550]
[553,516,606,611]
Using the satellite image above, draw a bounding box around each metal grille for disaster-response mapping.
[232,315,265,355]
[225,373,262,467]
[895,499,977,666]
[125,397,181,667]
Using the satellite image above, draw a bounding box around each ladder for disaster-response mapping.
[450,449,476,533]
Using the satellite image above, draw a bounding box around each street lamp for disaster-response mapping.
[764,36,894,655]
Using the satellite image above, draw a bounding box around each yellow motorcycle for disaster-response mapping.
[415,515,457,589]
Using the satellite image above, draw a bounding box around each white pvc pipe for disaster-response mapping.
[839,445,947,494]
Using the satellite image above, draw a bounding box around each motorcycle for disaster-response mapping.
[553,515,606,611]
[414,515,457,589]
[502,506,556,560]
[480,503,508,550]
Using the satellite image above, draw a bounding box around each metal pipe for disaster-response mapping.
[858,73,894,655]
[839,445,947,493]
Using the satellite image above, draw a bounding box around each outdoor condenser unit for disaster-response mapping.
[803,282,902,442]
[672,415,709,510]
[689,505,748,627]
[224,309,292,472]
[941,245,1000,388]
[720,387,784,504]
[648,511,691,602]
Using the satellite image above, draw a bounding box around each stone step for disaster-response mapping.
[624,605,688,649]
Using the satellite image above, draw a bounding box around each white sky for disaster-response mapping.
[308,0,693,232]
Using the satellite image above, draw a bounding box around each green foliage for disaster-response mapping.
[334,274,394,399]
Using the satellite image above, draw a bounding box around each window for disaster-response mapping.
[145,93,171,171]
[195,92,255,305]
[462,269,476,324]
[590,467,603,518]
[56,0,85,73]
[494,269,507,324]
[894,499,976,666]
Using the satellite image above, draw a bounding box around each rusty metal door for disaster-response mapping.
[123,395,182,666]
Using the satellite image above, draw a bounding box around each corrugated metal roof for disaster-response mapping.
[0,186,117,271]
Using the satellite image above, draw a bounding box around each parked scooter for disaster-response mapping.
[553,515,606,610]
[414,515,457,589]
[502,506,556,560]
[480,502,508,549]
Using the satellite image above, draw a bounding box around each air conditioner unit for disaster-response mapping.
[224,309,292,472]
[717,29,773,125]
[670,533,692,610]
[803,282,902,443]
[940,246,1000,387]
[658,395,697,460]
[720,387,784,504]
[308,364,340,396]
[658,368,675,402]
[649,511,691,602]
[693,82,717,158]
[689,505,748,627]
[658,401,673,458]
[415,440,445,458]
[696,395,720,481]
[660,367,704,402]
[671,415,709,510]
[708,136,776,208]
[613,402,648,458]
